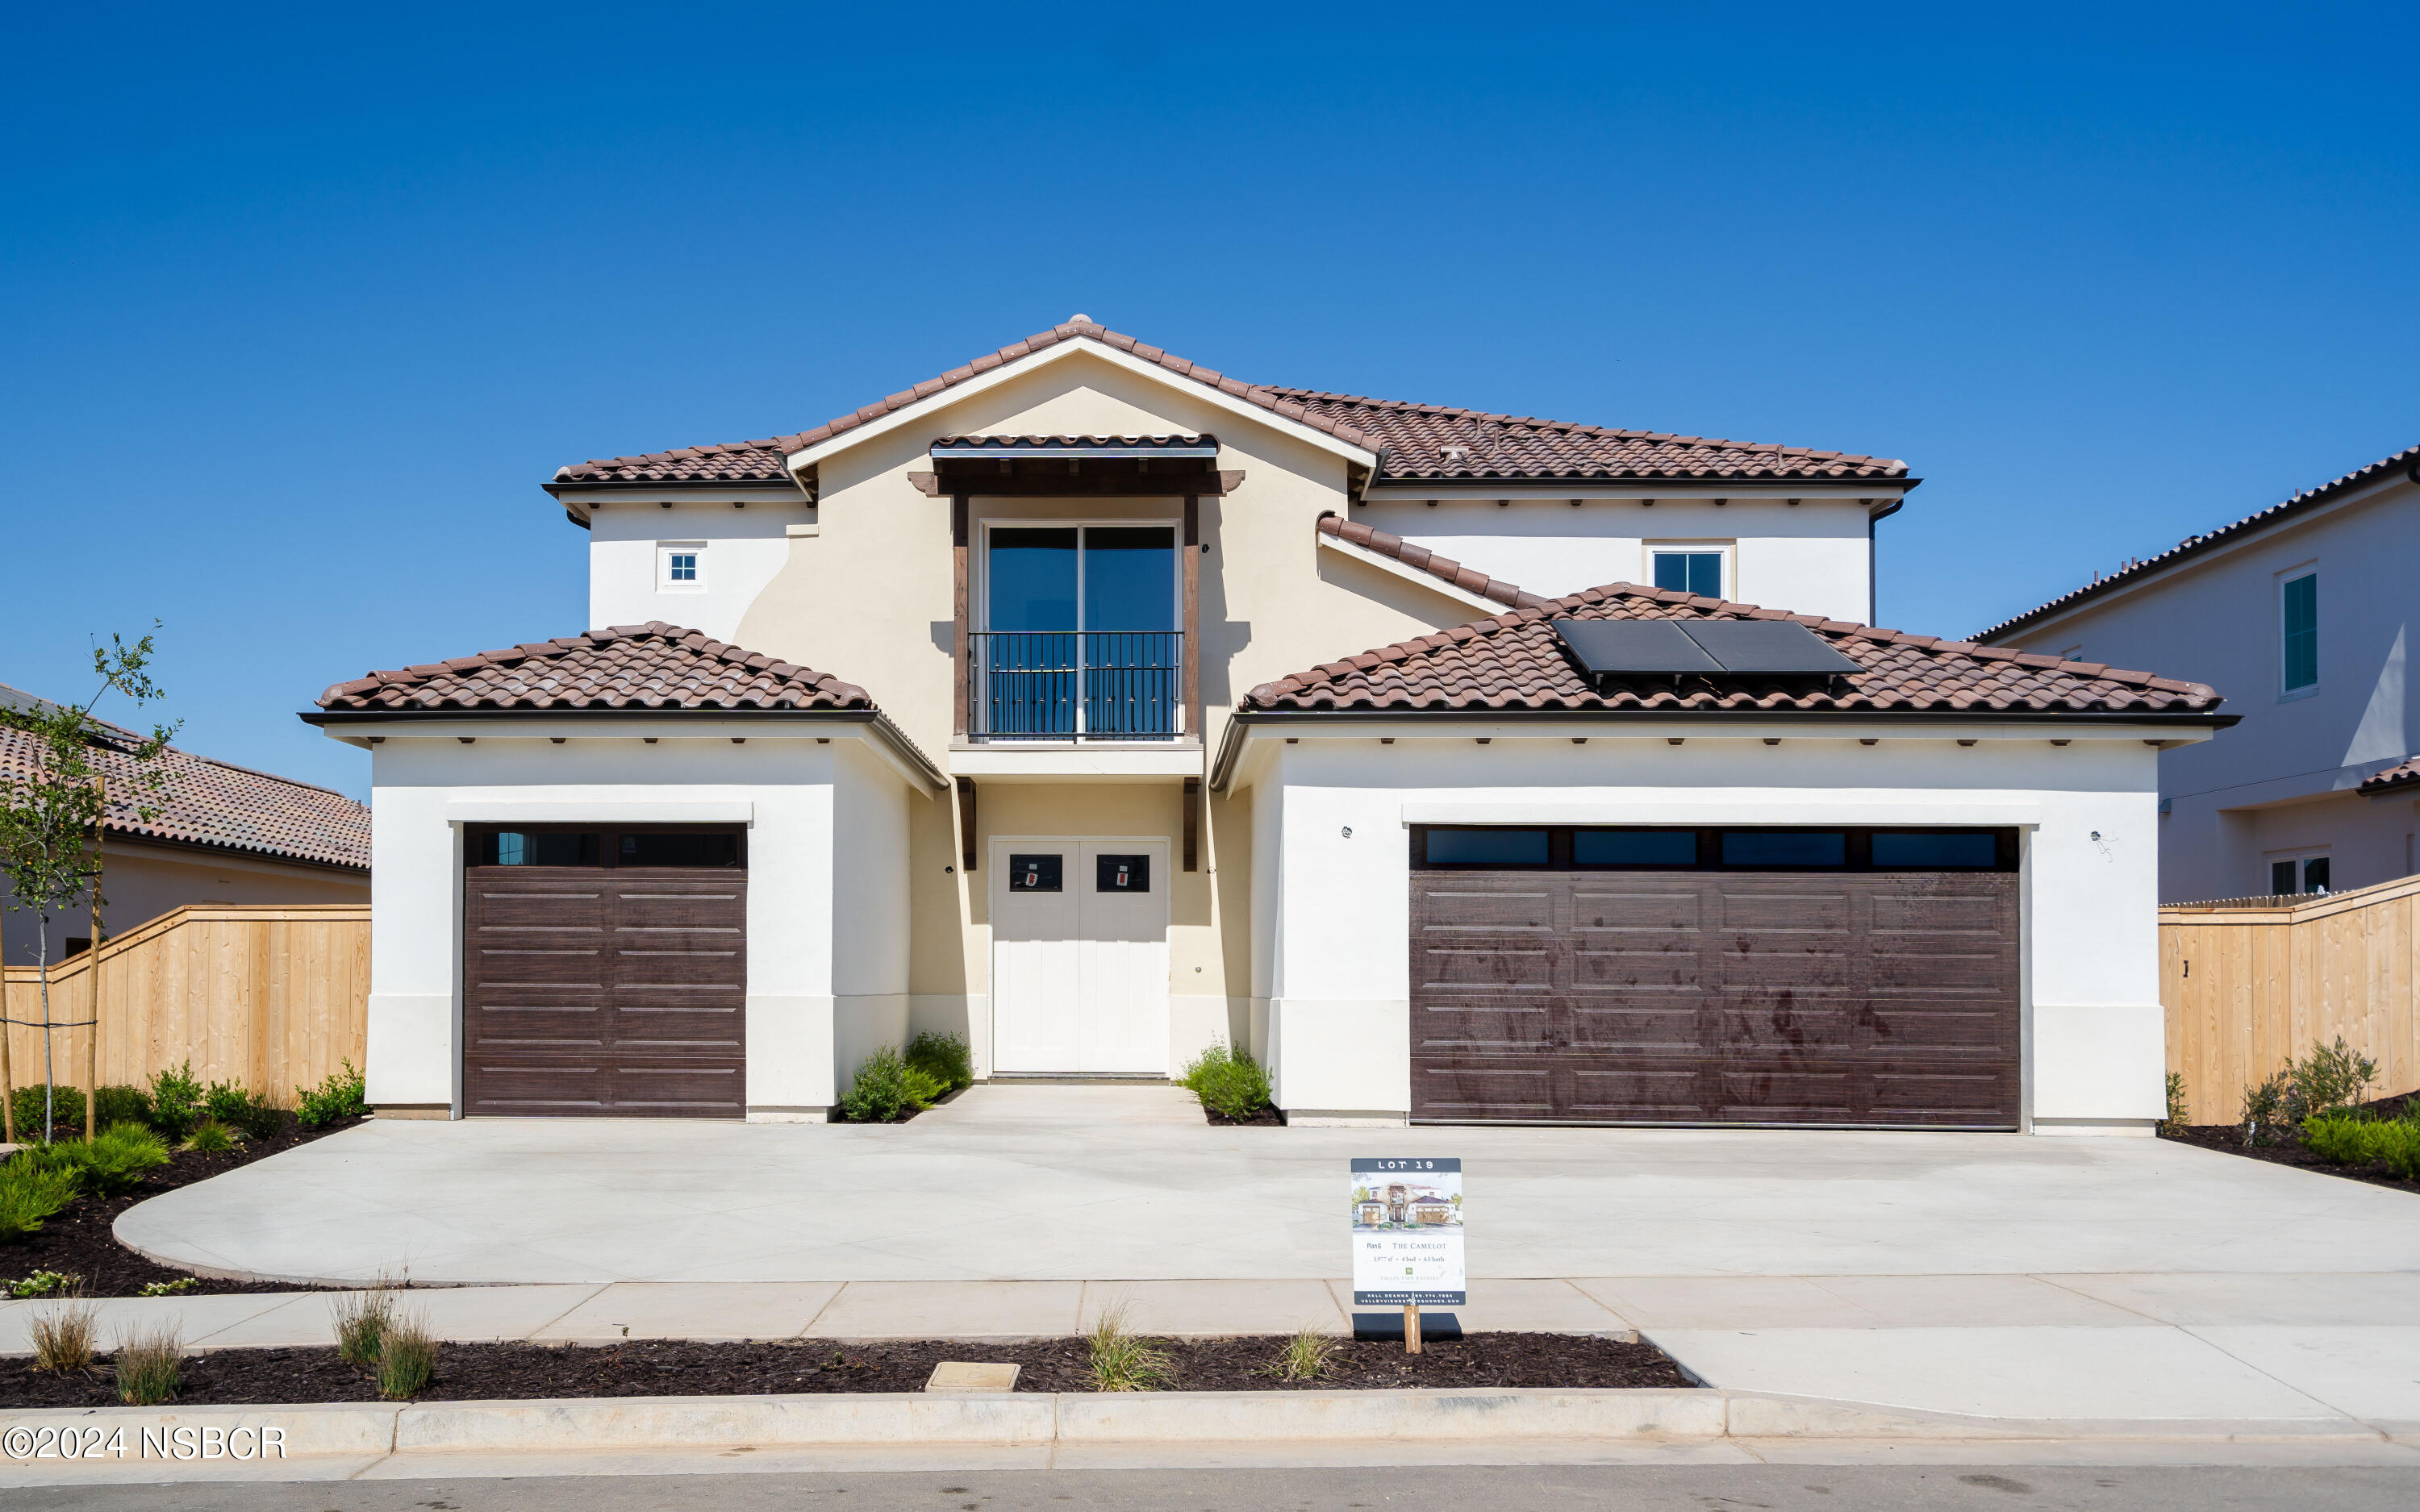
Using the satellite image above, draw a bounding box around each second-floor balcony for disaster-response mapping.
[971,631,1184,741]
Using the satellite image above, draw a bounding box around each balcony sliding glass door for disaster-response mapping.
[977,525,1180,740]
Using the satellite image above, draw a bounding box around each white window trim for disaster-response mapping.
[1643,539,1735,600]
[2277,562,2318,698]
[657,541,707,594]
[2264,847,2331,897]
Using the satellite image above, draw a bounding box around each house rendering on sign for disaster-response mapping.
[303,317,2233,1134]
[1976,444,2418,903]
[2,682,370,966]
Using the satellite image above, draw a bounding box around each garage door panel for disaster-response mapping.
[1411,858,2017,1127]
[1416,1001,1554,1052]
[465,848,746,1118]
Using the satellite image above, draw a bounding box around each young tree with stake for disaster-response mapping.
[0,630,176,1143]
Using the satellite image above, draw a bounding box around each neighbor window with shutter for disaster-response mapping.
[2280,568,2318,693]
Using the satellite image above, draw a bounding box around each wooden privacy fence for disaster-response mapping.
[1,903,369,1112]
[2161,873,2420,1123]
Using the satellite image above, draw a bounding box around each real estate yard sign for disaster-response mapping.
[1350,1157,1464,1306]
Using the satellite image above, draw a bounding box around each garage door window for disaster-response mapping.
[618,832,742,868]
[485,831,600,867]
[471,827,744,869]
[1417,826,2015,872]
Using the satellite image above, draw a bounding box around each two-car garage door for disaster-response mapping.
[1409,825,2020,1127]
[461,826,747,1118]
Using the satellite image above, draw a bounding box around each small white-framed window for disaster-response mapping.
[2055,644,2084,663]
[1646,542,1732,600]
[2278,564,2318,695]
[2267,851,2330,897]
[657,542,706,593]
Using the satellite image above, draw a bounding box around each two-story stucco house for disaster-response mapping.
[1977,444,2418,904]
[303,318,2232,1134]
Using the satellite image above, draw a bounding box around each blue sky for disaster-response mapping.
[4,2,2414,799]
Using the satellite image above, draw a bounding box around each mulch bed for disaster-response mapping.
[1,1113,369,1298]
[2160,1089,2420,1197]
[0,1331,1692,1407]
[1203,1103,1284,1126]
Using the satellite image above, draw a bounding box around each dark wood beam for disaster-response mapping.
[1182,777,1200,872]
[951,494,970,739]
[924,469,1236,498]
[956,778,978,872]
[1183,492,1201,744]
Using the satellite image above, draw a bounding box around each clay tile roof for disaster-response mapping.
[930,434,1212,452]
[1316,513,1554,614]
[1270,389,1907,483]
[1976,442,2420,642]
[0,683,369,871]
[315,623,874,714]
[1242,577,2226,719]
[550,320,1909,488]
[2360,755,2420,795]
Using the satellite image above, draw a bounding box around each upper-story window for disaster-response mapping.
[2270,852,2329,896]
[1650,547,1726,599]
[658,542,706,592]
[978,523,1179,739]
[2279,565,2318,694]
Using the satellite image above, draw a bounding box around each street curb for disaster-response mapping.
[0,1388,2388,1470]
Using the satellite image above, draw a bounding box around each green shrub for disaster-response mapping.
[9,1083,85,1139]
[147,1061,205,1141]
[112,1325,182,1406]
[185,1118,240,1155]
[1179,1043,1274,1119]
[7,1269,82,1297]
[94,1085,151,1129]
[2301,1114,2380,1166]
[0,1159,81,1239]
[1084,1301,1175,1392]
[2239,1069,2289,1145]
[838,1045,918,1123]
[2286,1037,2378,1121]
[332,1274,403,1368]
[294,1060,368,1127]
[376,1312,438,1400]
[906,1031,974,1092]
[63,1123,173,1198]
[202,1081,282,1141]
[137,1277,199,1297]
[2161,1072,2190,1133]
[901,1065,949,1110]
[2372,1120,2420,1181]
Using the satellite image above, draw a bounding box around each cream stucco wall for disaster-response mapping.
[2,843,367,969]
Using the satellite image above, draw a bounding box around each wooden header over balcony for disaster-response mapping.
[913,435,1241,498]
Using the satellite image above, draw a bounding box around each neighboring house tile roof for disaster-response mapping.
[550,319,1909,488]
[1243,582,2225,718]
[315,623,874,713]
[0,683,369,872]
[1317,514,1552,613]
[1975,442,2420,642]
[2360,755,2420,795]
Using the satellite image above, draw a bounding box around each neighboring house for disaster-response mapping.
[1,682,371,966]
[303,317,2230,1134]
[1976,445,2418,903]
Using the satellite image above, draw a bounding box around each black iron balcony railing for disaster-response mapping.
[970,631,1184,741]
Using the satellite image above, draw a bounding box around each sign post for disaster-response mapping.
[1350,1157,1464,1355]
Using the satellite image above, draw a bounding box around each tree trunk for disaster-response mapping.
[87,777,102,1140]
[36,911,53,1143]
[0,941,15,1144]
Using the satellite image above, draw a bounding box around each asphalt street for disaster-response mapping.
[12,1465,2420,1511]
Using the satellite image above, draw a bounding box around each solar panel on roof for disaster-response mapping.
[1674,619,1862,674]
[1553,616,1859,680]
[1552,620,1723,675]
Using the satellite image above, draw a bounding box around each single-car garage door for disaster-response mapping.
[1410,825,2018,1127]
[462,825,747,1118]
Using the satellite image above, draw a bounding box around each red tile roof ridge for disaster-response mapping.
[316,622,874,712]
[1316,513,1553,613]
[1974,441,2420,642]
[1243,577,2221,714]
[1269,386,1905,471]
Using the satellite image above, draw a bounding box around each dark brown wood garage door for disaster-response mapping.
[1409,826,2019,1127]
[462,827,747,1118]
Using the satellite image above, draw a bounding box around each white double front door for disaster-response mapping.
[990,837,1171,1075]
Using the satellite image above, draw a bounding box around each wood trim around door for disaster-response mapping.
[1182,493,1201,739]
[952,492,970,739]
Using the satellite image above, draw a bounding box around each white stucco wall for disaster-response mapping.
[355,723,922,1118]
[587,497,813,644]
[1354,494,1880,620]
[1237,726,2174,1131]
[1985,474,2417,901]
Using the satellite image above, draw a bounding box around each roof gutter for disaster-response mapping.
[299,707,949,793]
[1208,705,2238,791]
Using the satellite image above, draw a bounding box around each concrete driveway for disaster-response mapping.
[119,1084,2420,1287]
[92,1085,2420,1435]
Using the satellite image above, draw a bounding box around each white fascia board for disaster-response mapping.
[781,339,1379,477]
[316,716,946,792]
[1400,798,2043,827]
[1238,718,2218,744]
[1362,482,1905,504]
[1317,531,1504,614]
[554,486,808,506]
[948,747,1204,780]
[444,799,757,824]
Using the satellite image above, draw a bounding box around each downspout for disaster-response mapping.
[1867,493,1906,626]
